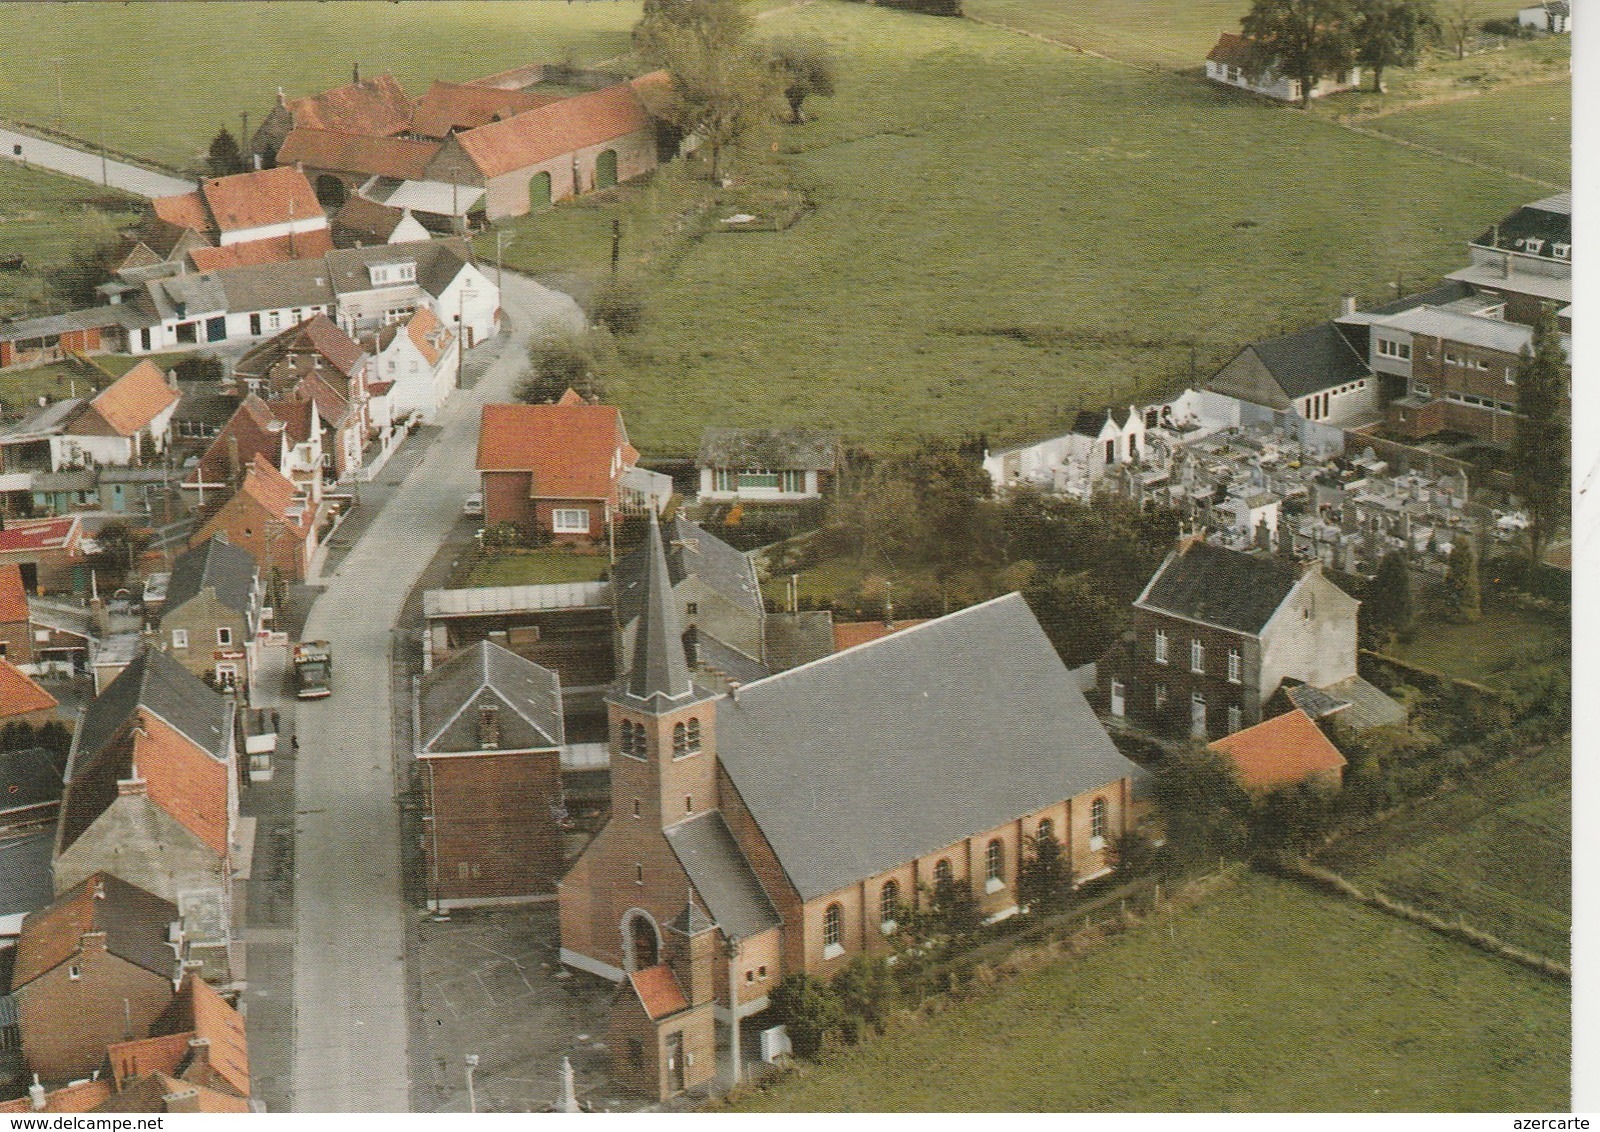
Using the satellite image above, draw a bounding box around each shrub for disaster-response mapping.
[830,957,895,1043]
[768,973,839,1060]
[587,279,648,336]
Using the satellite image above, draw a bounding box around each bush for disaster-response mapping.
[768,973,839,1060]
[830,957,895,1043]
[172,354,225,384]
[587,279,648,336]
[518,332,607,404]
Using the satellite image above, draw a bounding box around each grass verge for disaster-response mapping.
[456,548,611,588]
[1389,603,1566,686]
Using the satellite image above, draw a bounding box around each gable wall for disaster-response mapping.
[17,948,175,1083]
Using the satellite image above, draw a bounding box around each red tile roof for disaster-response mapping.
[0,562,28,622]
[0,657,56,718]
[409,80,561,139]
[1209,708,1347,792]
[151,191,213,234]
[0,1078,115,1113]
[286,74,413,136]
[629,964,690,1020]
[11,873,175,989]
[405,306,453,367]
[110,976,249,1098]
[237,454,313,536]
[277,128,440,180]
[832,618,932,653]
[201,166,324,235]
[476,401,632,500]
[187,396,287,487]
[188,227,334,272]
[451,82,651,179]
[1207,31,1255,68]
[0,516,82,555]
[108,1032,193,1087]
[77,361,179,438]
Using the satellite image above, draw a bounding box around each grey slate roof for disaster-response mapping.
[163,537,258,621]
[151,272,229,319]
[0,828,56,919]
[667,896,717,936]
[1319,674,1407,730]
[1072,406,1133,437]
[0,305,130,341]
[714,593,1139,902]
[612,513,710,713]
[80,874,181,981]
[0,747,67,816]
[614,516,763,627]
[694,632,770,685]
[1474,196,1571,254]
[324,237,470,300]
[1283,681,1351,720]
[420,638,563,753]
[697,427,839,471]
[1359,280,1476,317]
[1135,542,1302,635]
[1250,322,1371,400]
[663,811,780,940]
[71,646,232,771]
[214,260,336,313]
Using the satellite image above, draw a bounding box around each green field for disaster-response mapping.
[0,2,643,171]
[497,1,1535,454]
[1368,79,1570,185]
[1316,740,1570,959]
[1390,603,1567,686]
[729,874,1568,1111]
[0,162,139,320]
[962,0,1249,68]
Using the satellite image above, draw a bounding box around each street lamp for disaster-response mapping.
[495,230,514,292]
[463,1054,479,1113]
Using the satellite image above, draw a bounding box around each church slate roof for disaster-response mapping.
[612,516,763,628]
[612,513,710,713]
[663,811,780,941]
[1248,322,1371,400]
[1134,542,1303,635]
[713,593,1138,903]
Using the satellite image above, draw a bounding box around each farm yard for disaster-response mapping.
[726,874,1569,1112]
[1315,740,1570,960]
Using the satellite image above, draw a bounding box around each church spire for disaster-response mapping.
[622,510,695,709]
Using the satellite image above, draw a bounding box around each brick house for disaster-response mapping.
[151,166,329,249]
[416,639,565,909]
[560,515,1141,1097]
[230,312,372,478]
[158,538,262,693]
[0,658,58,727]
[9,873,182,1084]
[607,952,717,1101]
[476,392,638,544]
[1446,192,1570,327]
[1099,538,1361,740]
[106,974,250,1108]
[1209,707,1346,793]
[53,647,238,985]
[190,455,317,582]
[185,395,323,511]
[251,73,416,170]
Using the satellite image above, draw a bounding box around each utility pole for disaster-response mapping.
[463,1054,479,1113]
[495,230,513,292]
[100,122,108,187]
[610,218,621,276]
[50,58,65,131]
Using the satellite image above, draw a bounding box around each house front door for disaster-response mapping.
[1191,691,1207,738]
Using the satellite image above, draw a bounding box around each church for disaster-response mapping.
[558,513,1143,1098]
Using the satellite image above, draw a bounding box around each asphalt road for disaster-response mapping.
[0,126,194,198]
[290,272,583,1111]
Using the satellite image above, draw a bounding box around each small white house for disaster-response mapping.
[368,306,458,422]
[696,428,840,502]
[1518,2,1570,32]
[1205,32,1361,101]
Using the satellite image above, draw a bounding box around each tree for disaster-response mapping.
[1240,0,1357,108]
[635,0,751,59]
[830,957,895,1043]
[1437,0,1487,58]
[1352,0,1434,91]
[929,874,981,937]
[1361,551,1413,647]
[1442,534,1481,622]
[1247,781,1339,864]
[1150,746,1251,866]
[207,127,247,178]
[768,37,837,124]
[1510,308,1568,566]
[88,520,149,589]
[768,972,839,1060]
[172,353,224,384]
[586,279,647,336]
[1017,827,1070,915]
[517,332,606,405]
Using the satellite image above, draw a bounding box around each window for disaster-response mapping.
[1228,705,1242,733]
[1227,649,1241,684]
[172,629,189,649]
[552,508,589,534]
[217,626,233,647]
[1089,798,1108,851]
[215,664,237,689]
[1110,678,1125,717]
[713,468,735,493]
[1154,630,1168,664]
[291,309,303,324]
[1190,639,1205,674]
[1154,683,1168,709]
[1505,368,1517,386]
[68,965,81,981]
[745,969,755,983]
[739,469,780,490]
[685,795,693,814]
[758,965,768,979]
[1376,337,1411,360]
[879,880,900,930]
[635,863,644,885]
[780,469,805,493]
[685,602,698,616]
[1553,242,1570,260]
[1412,381,1431,397]
[934,858,953,886]
[822,903,843,957]
[985,839,1005,892]
[620,720,642,759]
[686,718,702,754]
[632,798,641,818]
[672,722,689,759]
[1444,350,1463,367]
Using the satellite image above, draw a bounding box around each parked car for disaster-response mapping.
[463,493,484,518]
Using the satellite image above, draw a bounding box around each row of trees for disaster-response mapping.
[1241,0,1502,106]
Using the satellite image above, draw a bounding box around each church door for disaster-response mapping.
[530,171,552,212]
[665,1031,686,1094]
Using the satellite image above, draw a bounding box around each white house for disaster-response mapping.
[1518,2,1570,33]
[696,428,840,502]
[367,306,458,422]
[1205,32,1361,101]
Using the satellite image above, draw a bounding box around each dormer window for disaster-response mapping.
[369,261,417,286]
[1553,242,1570,260]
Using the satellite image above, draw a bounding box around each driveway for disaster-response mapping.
[0,126,194,198]
[288,271,582,1111]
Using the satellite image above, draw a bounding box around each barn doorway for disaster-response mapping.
[314,174,347,209]
[595,150,618,190]
[530,171,552,212]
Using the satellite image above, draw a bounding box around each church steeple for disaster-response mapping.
[618,510,697,711]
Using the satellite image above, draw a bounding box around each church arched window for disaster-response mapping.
[672,722,688,759]
[686,718,702,754]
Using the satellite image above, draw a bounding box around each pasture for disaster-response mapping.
[0,161,138,320]
[1364,79,1570,186]
[1315,739,1570,960]
[727,873,1569,1111]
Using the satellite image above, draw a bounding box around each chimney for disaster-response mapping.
[117,775,149,797]
[1339,294,1357,318]
[166,367,179,391]
[28,1076,45,1111]
[94,876,106,899]
[186,1036,212,1074]
[477,703,500,750]
[162,1088,202,1114]
[79,930,109,953]
[276,86,286,106]
[353,62,361,85]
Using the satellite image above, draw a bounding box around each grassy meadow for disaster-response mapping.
[0,162,139,320]
[0,2,643,170]
[1316,740,1570,960]
[499,1,1536,454]
[1366,79,1570,186]
[1389,603,1567,686]
[727,873,1568,1111]
[961,0,1249,68]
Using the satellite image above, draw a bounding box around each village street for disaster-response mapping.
[0,126,194,197]
[286,272,583,1111]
